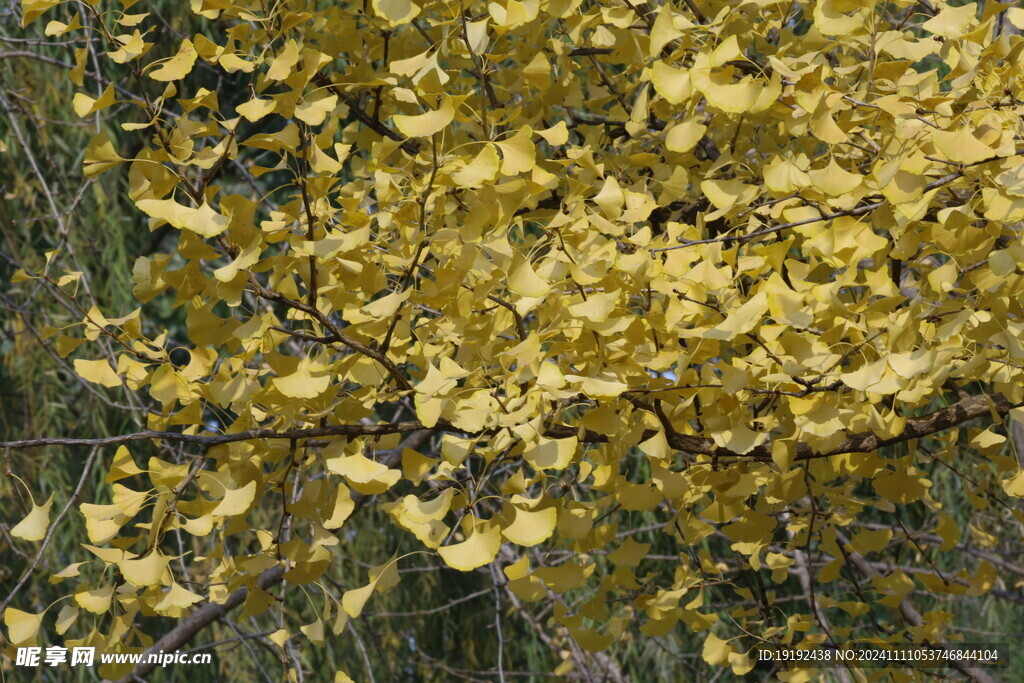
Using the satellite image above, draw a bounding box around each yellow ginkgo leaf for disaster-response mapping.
[359,289,409,319]
[810,99,848,143]
[523,51,552,89]
[402,489,453,524]
[704,292,767,341]
[502,506,557,547]
[711,424,767,455]
[692,65,762,114]
[75,584,114,613]
[74,358,122,388]
[80,501,125,521]
[523,436,578,470]
[11,494,53,541]
[536,121,568,146]
[414,394,445,428]
[839,357,887,391]
[273,357,331,399]
[105,445,144,484]
[72,83,116,118]
[4,608,44,645]
[372,0,421,26]
[236,97,276,122]
[295,94,338,127]
[702,632,732,666]
[495,126,535,174]
[268,629,290,648]
[149,39,197,81]
[300,619,325,644]
[608,537,651,567]
[888,349,936,379]
[51,562,85,582]
[135,198,230,238]
[266,39,300,80]
[638,429,671,459]
[155,581,204,612]
[83,130,125,177]
[649,5,684,57]
[414,361,458,396]
[592,176,624,219]
[568,290,617,323]
[765,273,813,328]
[182,514,214,536]
[701,178,757,211]
[211,480,257,517]
[118,551,170,586]
[82,544,134,564]
[809,157,862,196]
[438,521,502,571]
[921,2,978,37]
[576,376,628,399]
[651,61,692,104]
[327,452,401,490]
[323,485,355,529]
[55,605,78,635]
[932,127,997,165]
[488,0,535,29]
[451,145,500,188]
[763,156,810,193]
[508,256,550,298]
[22,0,60,25]
[85,516,125,545]
[814,0,868,35]
[665,120,707,154]
[393,95,454,138]
[1001,468,1024,498]
[342,582,377,618]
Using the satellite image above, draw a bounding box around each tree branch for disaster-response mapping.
[112,429,434,682]
[311,73,420,155]
[650,150,1024,253]
[4,394,1018,466]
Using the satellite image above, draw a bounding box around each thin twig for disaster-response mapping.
[1,445,101,613]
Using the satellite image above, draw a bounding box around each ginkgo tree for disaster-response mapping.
[3,0,1024,678]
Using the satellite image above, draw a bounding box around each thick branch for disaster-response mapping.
[112,564,286,682]
[569,392,1022,462]
[816,393,1016,458]
[4,394,1017,465]
[0,422,424,450]
[112,430,433,682]
[650,150,1024,253]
